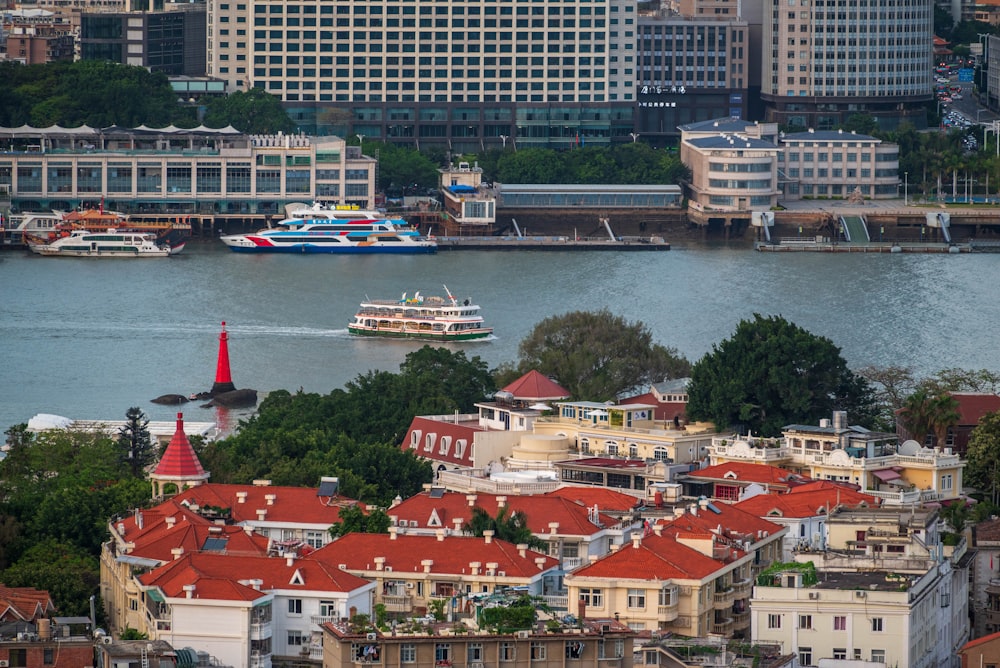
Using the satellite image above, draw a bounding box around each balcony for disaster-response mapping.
[249,621,272,641]
[732,579,751,599]
[732,612,750,630]
[250,651,272,668]
[710,618,733,636]
[541,595,569,610]
[562,557,584,571]
[713,590,735,609]
[656,602,679,624]
[983,607,1000,626]
[312,615,338,626]
[382,594,414,613]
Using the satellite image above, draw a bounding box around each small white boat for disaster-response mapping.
[348,286,492,341]
[33,229,171,257]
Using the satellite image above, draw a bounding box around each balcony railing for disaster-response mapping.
[541,595,569,610]
[562,557,583,570]
[732,612,750,629]
[312,614,339,626]
[381,594,413,613]
[732,579,751,598]
[656,603,679,623]
[710,618,733,636]
[250,651,272,668]
[713,590,735,609]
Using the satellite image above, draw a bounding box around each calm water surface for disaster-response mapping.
[1,240,997,432]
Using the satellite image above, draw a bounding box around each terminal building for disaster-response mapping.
[0,125,377,215]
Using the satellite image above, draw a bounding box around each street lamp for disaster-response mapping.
[629,132,640,143]
[904,172,908,206]
[499,134,508,149]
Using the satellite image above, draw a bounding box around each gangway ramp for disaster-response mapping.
[840,215,870,243]
[925,212,952,243]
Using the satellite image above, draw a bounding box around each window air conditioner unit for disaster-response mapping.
[808,592,819,600]
[367,632,378,640]
[0,660,10,667]
[517,630,530,639]
[855,591,866,598]
[406,582,415,589]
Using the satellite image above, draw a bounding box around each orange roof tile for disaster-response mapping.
[0,585,55,621]
[949,393,1000,426]
[311,533,559,577]
[543,487,642,513]
[657,501,784,542]
[501,371,570,401]
[686,462,809,489]
[153,413,207,480]
[390,491,619,536]
[400,417,482,468]
[172,482,355,526]
[570,534,724,580]
[735,488,876,519]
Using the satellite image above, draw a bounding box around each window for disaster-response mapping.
[435,643,451,663]
[871,649,885,663]
[833,615,846,631]
[798,647,812,666]
[468,644,483,662]
[871,617,883,632]
[798,614,812,630]
[401,644,416,663]
[627,589,646,609]
[566,641,584,659]
[767,614,781,629]
[833,649,847,660]
[43,648,54,665]
[942,474,953,491]
[306,530,326,548]
[289,630,304,646]
[500,642,516,662]
[530,643,546,660]
[320,600,338,618]
[288,599,302,614]
[579,588,603,607]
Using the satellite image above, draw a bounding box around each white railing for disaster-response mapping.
[435,470,560,495]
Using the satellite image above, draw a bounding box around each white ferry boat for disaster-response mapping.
[219,202,436,254]
[348,286,492,341]
[33,229,171,257]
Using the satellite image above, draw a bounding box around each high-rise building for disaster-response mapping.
[760,0,933,130]
[80,3,206,76]
[207,0,638,150]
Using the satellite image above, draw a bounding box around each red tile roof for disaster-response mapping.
[734,488,877,519]
[139,552,371,602]
[311,533,558,577]
[153,413,207,479]
[570,534,724,580]
[501,371,570,401]
[617,391,686,422]
[543,487,642,512]
[401,417,482,468]
[390,491,619,536]
[949,393,1000,426]
[686,462,809,489]
[0,585,56,621]
[657,501,784,543]
[960,629,1000,652]
[172,482,355,526]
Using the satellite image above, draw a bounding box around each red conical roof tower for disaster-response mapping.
[150,413,210,499]
[212,321,236,395]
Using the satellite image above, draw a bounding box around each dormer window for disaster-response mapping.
[424,433,437,452]
[454,439,468,459]
[410,430,422,449]
[439,436,452,456]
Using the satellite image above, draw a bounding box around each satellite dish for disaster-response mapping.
[898,439,921,456]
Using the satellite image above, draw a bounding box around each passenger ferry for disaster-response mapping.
[348,286,492,341]
[31,229,171,257]
[219,202,436,254]
[7,209,190,253]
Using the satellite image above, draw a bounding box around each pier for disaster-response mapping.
[433,234,670,250]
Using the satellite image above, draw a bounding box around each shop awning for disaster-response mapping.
[872,469,901,482]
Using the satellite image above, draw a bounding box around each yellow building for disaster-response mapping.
[708,411,965,505]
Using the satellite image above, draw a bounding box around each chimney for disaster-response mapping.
[632,535,641,549]
[483,530,495,544]
[421,559,433,573]
[609,544,620,553]
[579,599,587,621]
[286,553,296,567]
[486,561,499,575]
[389,526,399,540]
[265,494,276,506]
[165,516,176,529]
[243,525,254,536]
[453,518,464,532]
[236,491,248,503]
[653,525,663,537]
[374,557,385,571]
[256,508,267,520]
[436,529,447,541]
[183,584,196,599]
[470,561,481,575]
[137,512,144,530]
[253,479,271,487]
[171,547,184,560]
[466,494,477,507]
[548,522,560,535]
[517,543,528,558]
[534,557,547,569]
[497,496,507,508]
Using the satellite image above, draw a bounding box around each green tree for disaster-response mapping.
[373,142,442,193]
[118,407,154,477]
[918,368,1000,395]
[503,309,690,401]
[328,504,392,538]
[202,88,295,134]
[463,507,545,550]
[0,539,100,617]
[856,365,917,431]
[897,389,960,447]
[686,314,875,437]
[966,411,1000,506]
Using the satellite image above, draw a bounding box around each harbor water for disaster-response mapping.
[2,239,999,433]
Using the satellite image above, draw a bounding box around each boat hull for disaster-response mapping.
[222,239,437,254]
[36,248,170,257]
[347,325,491,341]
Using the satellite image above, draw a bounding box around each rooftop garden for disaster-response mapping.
[755,561,817,587]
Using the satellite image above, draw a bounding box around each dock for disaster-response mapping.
[433,235,670,251]
[755,239,969,253]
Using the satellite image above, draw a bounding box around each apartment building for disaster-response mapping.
[205,0,636,149]
[760,0,933,129]
[0,126,377,213]
[777,129,900,200]
[2,17,74,64]
[752,506,970,668]
[708,410,965,506]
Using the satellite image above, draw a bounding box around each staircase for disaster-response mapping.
[840,215,870,243]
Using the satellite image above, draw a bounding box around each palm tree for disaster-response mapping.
[898,389,960,448]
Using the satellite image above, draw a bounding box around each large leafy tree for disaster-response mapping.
[0,539,100,618]
[202,88,295,134]
[118,407,155,477]
[686,314,875,437]
[966,411,1000,506]
[372,141,442,193]
[500,309,690,401]
[897,389,960,447]
[328,504,392,538]
[856,365,918,431]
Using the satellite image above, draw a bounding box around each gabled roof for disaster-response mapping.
[570,534,724,580]
[0,585,56,621]
[139,552,371,602]
[501,370,570,401]
[390,491,619,537]
[657,501,784,543]
[615,390,686,421]
[543,487,641,513]
[735,487,876,519]
[960,629,1000,652]
[172,482,355,526]
[401,416,482,467]
[123,517,269,563]
[686,462,809,488]
[949,393,1000,426]
[311,533,559,578]
[152,413,207,480]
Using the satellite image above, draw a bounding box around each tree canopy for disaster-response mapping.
[118,407,155,477]
[897,389,960,447]
[686,314,875,437]
[463,507,545,550]
[201,88,295,134]
[199,346,494,504]
[966,411,1000,506]
[477,143,688,185]
[498,309,690,401]
[328,504,392,538]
